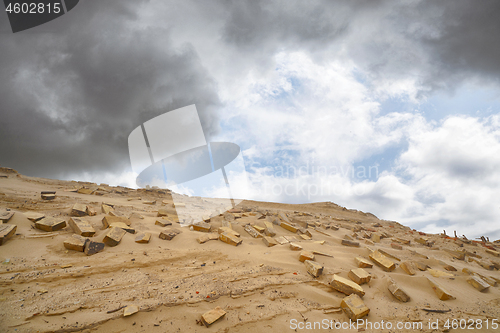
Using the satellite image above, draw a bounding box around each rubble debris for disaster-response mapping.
[330,274,365,297]
[340,294,369,321]
[103,227,127,246]
[135,233,151,244]
[0,224,16,245]
[201,306,226,327]
[348,268,371,285]
[35,218,66,232]
[304,260,323,277]
[69,217,95,237]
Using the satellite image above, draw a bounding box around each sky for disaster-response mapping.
[1,0,500,239]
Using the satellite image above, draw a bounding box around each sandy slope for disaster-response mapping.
[0,168,499,333]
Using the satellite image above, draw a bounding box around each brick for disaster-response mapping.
[414,261,428,271]
[262,236,278,247]
[69,217,95,237]
[369,251,396,271]
[129,212,144,219]
[41,193,56,200]
[444,248,465,260]
[102,216,130,228]
[142,200,156,205]
[103,227,127,246]
[298,228,312,238]
[415,237,428,245]
[86,206,96,216]
[391,243,403,250]
[219,232,242,246]
[191,222,211,232]
[304,260,323,277]
[299,234,312,240]
[400,261,417,275]
[0,210,14,223]
[201,306,226,327]
[486,249,500,257]
[279,212,291,223]
[157,207,170,217]
[388,279,410,302]
[155,219,172,227]
[299,251,315,262]
[159,228,181,240]
[109,210,126,217]
[378,249,401,261]
[24,211,45,222]
[274,236,288,244]
[264,221,277,237]
[35,218,66,232]
[244,224,261,238]
[341,294,369,321]
[467,276,490,292]
[223,212,235,222]
[218,227,240,237]
[371,232,381,243]
[443,264,457,271]
[0,224,16,245]
[135,233,151,243]
[221,220,232,229]
[330,274,365,297]
[197,233,219,244]
[365,239,374,245]
[471,257,495,270]
[123,305,139,317]
[314,240,326,245]
[313,250,334,257]
[63,234,86,251]
[77,187,94,195]
[344,234,353,241]
[427,278,455,300]
[252,225,265,233]
[396,237,410,245]
[84,240,105,255]
[101,204,114,214]
[280,221,299,233]
[71,203,88,217]
[290,242,303,251]
[355,257,373,268]
[348,268,371,285]
[341,239,359,247]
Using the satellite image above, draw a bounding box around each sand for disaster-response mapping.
[0,167,499,332]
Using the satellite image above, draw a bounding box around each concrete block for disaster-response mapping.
[340,294,369,321]
[299,251,315,262]
[348,268,371,285]
[290,242,303,251]
[304,260,323,277]
[262,236,278,247]
[135,232,151,243]
[69,217,95,237]
[341,239,359,247]
[63,234,86,251]
[103,227,127,246]
[70,203,88,217]
[330,274,365,297]
[219,232,242,246]
[355,257,373,268]
[201,306,226,327]
[369,251,396,272]
[35,218,66,232]
[0,224,16,245]
[427,278,455,300]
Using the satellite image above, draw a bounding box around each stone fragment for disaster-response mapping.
[355,257,373,268]
[290,242,303,251]
[388,279,410,302]
[330,274,365,297]
[159,228,181,240]
[201,306,226,327]
[70,203,88,217]
[391,243,403,250]
[280,221,299,233]
[155,219,172,227]
[348,268,371,285]
[0,210,14,223]
[304,260,323,277]
[427,278,455,300]
[101,204,114,214]
[63,234,86,251]
[369,251,396,272]
[341,239,359,247]
[123,305,139,317]
[0,224,16,245]
[341,294,369,321]
[191,222,211,232]
[102,216,130,228]
[263,221,276,237]
[467,276,490,292]
[400,261,417,275]
[69,217,95,237]
[244,224,261,238]
[135,233,151,243]
[103,227,127,246]
[35,218,66,232]
[24,212,45,222]
[252,225,265,233]
[219,232,242,246]
[262,236,278,247]
[84,240,105,255]
[299,251,315,262]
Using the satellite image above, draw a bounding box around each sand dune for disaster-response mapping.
[1,167,499,332]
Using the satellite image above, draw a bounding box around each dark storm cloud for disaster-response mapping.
[0,0,221,179]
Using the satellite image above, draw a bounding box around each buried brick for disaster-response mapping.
[0,224,17,246]
[348,268,371,285]
[219,232,242,246]
[123,305,139,317]
[486,249,500,257]
[197,233,219,244]
[86,206,97,216]
[427,278,455,300]
[399,261,417,275]
[218,227,240,238]
[304,260,323,277]
[70,203,88,217]
[289,242,303,251]
[262,236,278,247]
[103,227,127,246]
[244,224,262,238]
[101,204,114,214]
[84,239,105,256]
[299,251,315,262]
[467,276,490,292]
[340,294,370,321]
[191,222,211,232]
[355,257,373,268]
[263,221,276,237]
[388,279,410,302]
[159,228,181,241]
[69,217,95,237]
[155,219,172,227]
[280,221,299,233]
[35,218,66,232]
[252,225,265,233]
[369,251,396,272]
[63,234,87,252]
[201,306,226,327]
[109,222,135,234]
[24,212,45,222]
[0,210,14,223]
[330,274,365,297]
[341,239,359,247]
[102,216,131,228]
[135,233,151,244]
